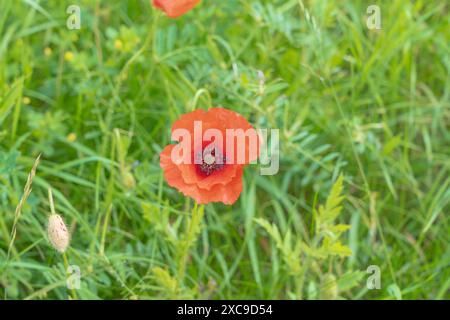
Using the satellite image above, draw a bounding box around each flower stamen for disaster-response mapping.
[196,148,226,176]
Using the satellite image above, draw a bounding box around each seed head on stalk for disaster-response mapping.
[47,188,70,253]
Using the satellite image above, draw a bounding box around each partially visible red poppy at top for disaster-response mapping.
[160,108,260,205]
[152,0,201,18]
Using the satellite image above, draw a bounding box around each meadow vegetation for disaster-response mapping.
[0,0,449,299]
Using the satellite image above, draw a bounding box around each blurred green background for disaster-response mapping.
[0,0,449,299]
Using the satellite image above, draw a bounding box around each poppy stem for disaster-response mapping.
[176,203,205,294]
[191,88,212,111]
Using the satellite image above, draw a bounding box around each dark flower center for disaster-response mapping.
[195,148,226,176]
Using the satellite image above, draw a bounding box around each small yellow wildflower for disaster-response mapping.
[44,47,52,57]
[67,133,77,142]
[22,97,31,105]
[114,39,123,50]
[64,51,74,62]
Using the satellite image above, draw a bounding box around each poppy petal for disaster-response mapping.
[152,0,201,18]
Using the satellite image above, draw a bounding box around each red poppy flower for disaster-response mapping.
[160,108,260,205]
[152,0,201,18]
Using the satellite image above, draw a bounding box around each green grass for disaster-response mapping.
[0,0,449,300]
